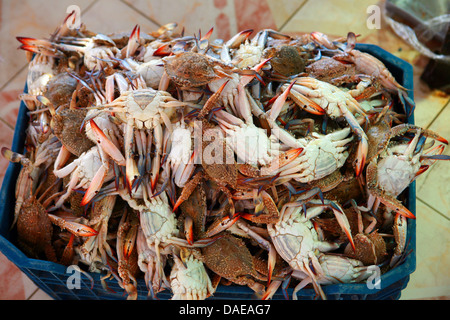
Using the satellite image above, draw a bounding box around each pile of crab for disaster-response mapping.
[4,11,449,300]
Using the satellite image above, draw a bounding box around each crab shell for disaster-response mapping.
[114,89,177,129]
[170,251,214,300]
[140,195,179,245]
[376,154,420,197]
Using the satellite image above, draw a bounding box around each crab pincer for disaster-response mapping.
[90,119,126,166]
[48,214,98,237]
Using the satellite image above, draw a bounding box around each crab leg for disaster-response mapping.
[236,219,277,285]
[151,121,164,191]
[48,214,98,236]
[81,146,112,206]
[90,119,126,166]
[197,80,229,119]
[308,199,355,251]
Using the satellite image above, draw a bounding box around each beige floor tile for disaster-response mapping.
[0,67,28,131]
[400,199,450,300]
[0,0,95,89]
[415,102,450,218]
[123,0,239,40]
[266,0,307,29]
[281,0,380,37]
[80,0,159,36]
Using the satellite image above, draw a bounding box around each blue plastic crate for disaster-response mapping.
[0,43,416,300]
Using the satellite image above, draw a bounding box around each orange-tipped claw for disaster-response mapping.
[201,27,214,41]
[268,79,296,121]
[262,280,282,300]
[267,245,276,285]
[287,86,326,116]
[184,216,194,245]
[81,165,108,206]
[48,214,99,237]
[172,197,184,212]
[90,119,126,166]
[153,44,172,56]
[378,196,416,219]
[354,139,368,177]
[204,213,241,238]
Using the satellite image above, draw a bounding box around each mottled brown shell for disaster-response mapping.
[179,182,208,238]
[52,108,95,156]
[201,233,258,281]
[346,231,387,265]
[163,52,221,87]
[17,197,56,262]
[44,72,78,107]
[263,45,306,76]
[305,57,353,83]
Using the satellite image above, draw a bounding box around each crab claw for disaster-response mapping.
[81,164,108,206]
[48,214,98,236]
[310,31,337,49]
[268,80,297,122]
[153,43,172,56]
[204,213,241,238]
[262,280,282,300]
[184,216,194,245]
[287,85,326,115]
[354,136,368,177]
[126,24,140,58]
[328,201,355,251]
[260,147,303,176]
[90,119,126,166]
[267,244,277,285]
[197,80,229,119]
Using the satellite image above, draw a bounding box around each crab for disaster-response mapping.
[267,198,355,299]
[269,78,368,176]
[136,227,170,298]
[311,31,414,113]
[116,208,140,300]
[230,29,291,68]
[170,248,215,300]
[1,138,60,227]
[172,118,301,213]
[52,146,114,208]
[85,73,189,191]
[5,154,98,264]
[164,119,195,188]
[36,95,95,167]
[56,33,121,70]
[77,195,117,272]
[362,125,449,219]
[162,51,236,88]
[199,232,268,295]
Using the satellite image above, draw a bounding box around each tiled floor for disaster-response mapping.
[0,0,448,300]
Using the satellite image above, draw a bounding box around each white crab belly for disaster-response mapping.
[140,202,178,244]
[226,124,277,166]
[294,138,348,183]
[170,257,212,300]
[377,156,417,196]
[268,219,315,269]
[233,44,262,68]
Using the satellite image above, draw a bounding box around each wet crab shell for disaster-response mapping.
[163,52,225,87]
